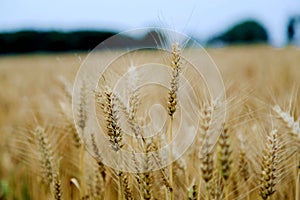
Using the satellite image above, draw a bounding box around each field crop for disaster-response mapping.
[0,46,299,200]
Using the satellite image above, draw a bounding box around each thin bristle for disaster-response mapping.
[273,105,300,136]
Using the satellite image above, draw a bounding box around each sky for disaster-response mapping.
[1,0,300,46]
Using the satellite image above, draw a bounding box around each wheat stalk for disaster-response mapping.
[167,43,182,200]
[101,86,131,199]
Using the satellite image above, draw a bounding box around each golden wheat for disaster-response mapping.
[0,46,299,200]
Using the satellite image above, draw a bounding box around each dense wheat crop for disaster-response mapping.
[0,46,299,200]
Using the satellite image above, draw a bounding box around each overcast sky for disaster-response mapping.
[1,0,299,46]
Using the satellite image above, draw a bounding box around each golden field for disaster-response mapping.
[0,46,299,200]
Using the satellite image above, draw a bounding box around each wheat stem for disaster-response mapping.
[167,43,181,200]
[169,119,174,200]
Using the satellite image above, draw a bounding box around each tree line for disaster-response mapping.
[0,18,299,54]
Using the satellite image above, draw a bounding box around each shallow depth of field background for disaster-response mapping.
[0,1,300,200]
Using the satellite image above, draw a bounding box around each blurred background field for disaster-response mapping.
[1,0,300,199]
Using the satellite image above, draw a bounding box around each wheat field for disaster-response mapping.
[0,45,299,200]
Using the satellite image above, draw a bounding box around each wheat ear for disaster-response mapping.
[94,167,103,200]
[77,81,88,197]
[118,171,133,200]
[90,133,106,199]
[259,129,279,200]
[209,170,224,200]
[91,133,106,181]
[218,125,232,180]
[54,175,62,200]
[187,184,197,200]
[102,86,124,152]
[218,125,232,200]
[34,126,54,185]
[200,139,214,200]
[238,145,249,182]
[141,140,155,200]
[78,81,87,133]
